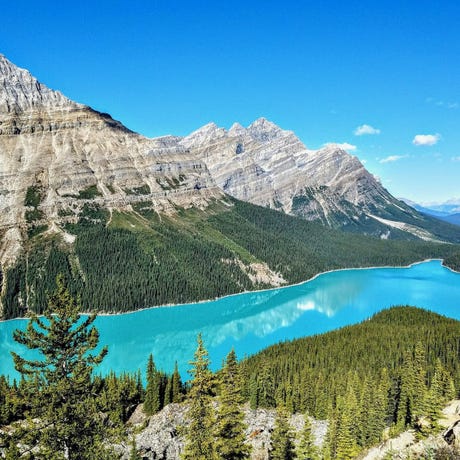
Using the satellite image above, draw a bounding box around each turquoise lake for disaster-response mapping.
[1,259,459,380]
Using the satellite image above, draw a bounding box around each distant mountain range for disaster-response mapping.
[400,198,460,226]
[1,53,459,317]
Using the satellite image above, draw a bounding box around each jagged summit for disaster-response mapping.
[180,118,455,241]
[0,54,78,113]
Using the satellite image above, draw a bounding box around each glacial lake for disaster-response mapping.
[0,259,459,381]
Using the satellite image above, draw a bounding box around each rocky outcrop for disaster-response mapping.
[0,54,222,269]
[118,403,327,460]
[361,400,460,459]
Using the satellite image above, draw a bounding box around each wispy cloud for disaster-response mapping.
[412,134,440,146]
[354,124,380,136]
[379,155,409,164]
[323,142,357,152]
[452,156,460,162]
[426,97,458,110]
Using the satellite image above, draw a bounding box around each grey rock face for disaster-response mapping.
[0,54,78,113]
[119,403,327,460]
[181,119,422,236]
[0,54,222,268]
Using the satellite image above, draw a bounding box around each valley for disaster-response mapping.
[1,52,460,460]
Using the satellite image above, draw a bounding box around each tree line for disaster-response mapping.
[3,198,459,319]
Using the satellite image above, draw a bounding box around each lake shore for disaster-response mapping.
[2,258,447,323]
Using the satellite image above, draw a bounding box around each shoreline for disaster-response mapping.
[1,258,452,323]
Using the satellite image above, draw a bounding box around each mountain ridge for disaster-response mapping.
[181,119,460,242]
[1,54,459,317]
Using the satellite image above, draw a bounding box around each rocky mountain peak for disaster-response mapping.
[180,121,227,148]
[247,117,284,141]
[0,54,78,113]
[228,122,245,136]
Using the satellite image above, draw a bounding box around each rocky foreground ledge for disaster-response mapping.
[115,400,460,459]
[116,402,327,460]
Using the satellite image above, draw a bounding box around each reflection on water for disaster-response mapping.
[1,260,459,379]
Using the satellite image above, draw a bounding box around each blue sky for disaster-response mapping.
[1,1,459,202]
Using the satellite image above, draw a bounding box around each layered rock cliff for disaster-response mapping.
[0,54,221,268]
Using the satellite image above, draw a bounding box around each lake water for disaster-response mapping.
[1,260,459,380]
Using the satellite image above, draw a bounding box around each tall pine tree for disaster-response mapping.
[10,275,113,459]
[215,348,251,460]
[296,415,319,460]
[269,405,296,460]
[144,354,161,416]
[182,334,217,460]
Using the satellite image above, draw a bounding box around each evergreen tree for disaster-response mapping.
[164,376,173,406]
[335,389,359,460]
[412,342,427,419]
[424,358,454,428]
[215,348,251,459]
[182,334,217,460]
[396,350,416,428]
[269,405,296,460]
[10,275,113,459]
[171,361,183,403]
[144,353,161,416]
[249,373,259,410]
[296,415,319,460]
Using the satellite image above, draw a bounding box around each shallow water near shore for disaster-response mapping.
[1,260,459,380]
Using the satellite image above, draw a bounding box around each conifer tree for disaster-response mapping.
[412,342,427,419]
[215,348,251,459]
[164,376,173,406]
[296,415,319,460]
[396,349,416,428]
[10,275,113,459]
[335,389,359,460]
[171,361,183,403]
[144,353,161,415]
[182,333,217,460]
[269,405,296,460]
[424,358,454,428]
[249,373,259,410]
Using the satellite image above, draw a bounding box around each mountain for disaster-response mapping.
[182,120,460,242]
[0,53,221,269]
[0,54,458,318]
[441,213,460,226]
[400,198,451,217]
[420,198,460,215]
[400,198,460,227]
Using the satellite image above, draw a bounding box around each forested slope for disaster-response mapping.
[241,306,460,456]
[2,199,458,318]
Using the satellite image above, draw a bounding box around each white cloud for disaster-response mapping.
[336,142,357,151]
[379,155,409,164]
[354,124,381,136]
[452,156,460,162]
[322,142,357,152]
[412,134,440,146]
